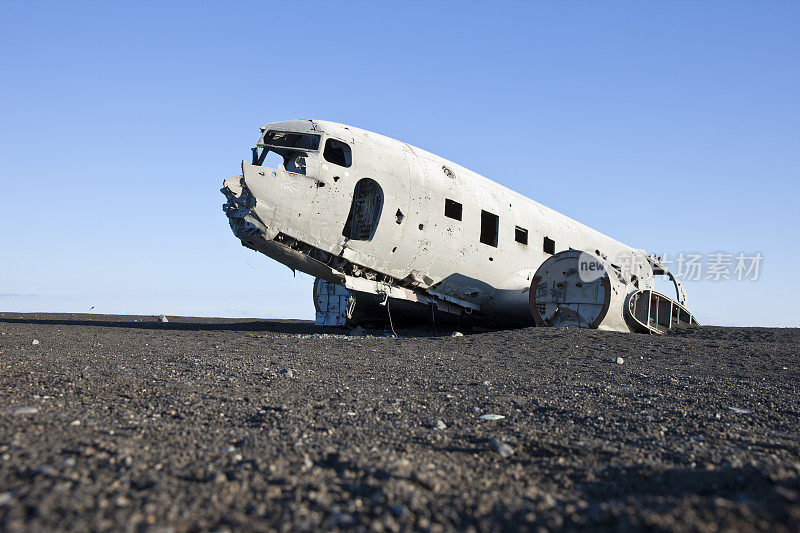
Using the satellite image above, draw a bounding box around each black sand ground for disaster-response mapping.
[0,312,798,532]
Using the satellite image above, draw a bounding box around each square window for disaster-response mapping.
[543,236,555,255]
[444,199,462,221]
[480,210,499,247]
[515,226,528,245]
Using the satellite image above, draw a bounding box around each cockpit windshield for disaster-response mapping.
[253,130,321,175]
[261,130,320,151]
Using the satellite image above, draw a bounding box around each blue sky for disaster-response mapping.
[1,1,798,326]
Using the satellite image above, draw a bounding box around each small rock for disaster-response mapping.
[479,414,505,421]
[70,420,81,426]
[33,465,58,477]
[728,406,753,414]
[158,315,169,323]
[349,326,364,336]
[541,493,557,509]
[31,339,40,345]
[278,368,294,378]
[451,331,464,337]
[391,505,407,517]
[434,420,447,430]
[616,357,624,365]
[220,445,236,453]
[0,492,13,506]
[490,439,515,458]
[9,406,38,416]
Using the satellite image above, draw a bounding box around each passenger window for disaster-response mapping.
[324,138,352,168]
[515,226,528,245]
[543,236,555,255]
[444,199,462,221]
[343,178,383,241]
[480,210,499,247]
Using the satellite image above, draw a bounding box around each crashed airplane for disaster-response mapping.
[222,120,698,333]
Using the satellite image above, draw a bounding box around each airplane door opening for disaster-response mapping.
[343,178,384,241]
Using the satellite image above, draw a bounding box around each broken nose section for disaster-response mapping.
[221,175,268,244]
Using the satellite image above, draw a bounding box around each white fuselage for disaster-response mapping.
[222,119,655,326]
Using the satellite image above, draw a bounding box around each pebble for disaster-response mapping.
[479,414,505,421]
[0,493,13,506]
[434,419,447,430]
[728,407,753,414]
[33,465,58,477]
[70,420,81,426]
[490,439,515,458]
[31,339,40,345]
[158,315,169,323]
[9,406,39,415]
[616,357,624,365]
[391,505,407,517]
[279,368,294,378]
[451,331,464,337]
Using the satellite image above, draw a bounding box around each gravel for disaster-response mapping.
[0,312,798,531]
[490,439,515,458]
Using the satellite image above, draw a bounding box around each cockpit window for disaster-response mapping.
[253,130,320,176]
[261,130,320,150]
[323,138,352,168]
